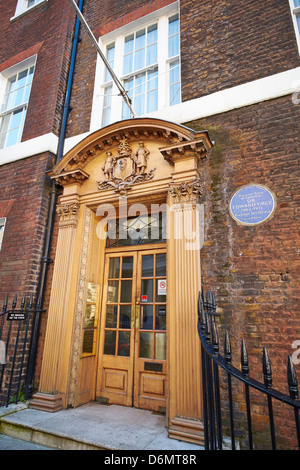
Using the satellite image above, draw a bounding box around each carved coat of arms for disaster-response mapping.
[97,140,155,196]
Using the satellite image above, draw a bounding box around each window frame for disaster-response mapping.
[90,2,180,131]
[289,0,300,53]
[0,56,36,149]
[0,218,7,251]
[11,0,47,21]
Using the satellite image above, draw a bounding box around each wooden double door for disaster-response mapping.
[96,248,167,412]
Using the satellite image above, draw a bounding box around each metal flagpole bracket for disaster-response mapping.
[68,0,136,118]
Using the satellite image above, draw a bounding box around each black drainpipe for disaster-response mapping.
[25,0,84,398]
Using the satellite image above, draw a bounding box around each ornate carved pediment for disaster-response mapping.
[97,139,156,196]
[47,119,213,191]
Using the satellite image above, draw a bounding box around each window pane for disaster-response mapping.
[169,61,181,106]
[101,85,113,128]
[105,304,118,328]
[104,330,116,355]
[170,83,180,106]
[147,89,157,113]
[139,332,153,358]
[122,256,133,278]
[146,44,157,66]
[109,257,120,278]
[107,280,119,302]
[155,333,166,360]
[156,305,166,330]
[297,15,300,34]
[14,70,28,107]
[120,280,132,302]
[135,92,145,116]
[0,115,10,148]
[10,108,23,129]
[118,331,130,356]
[0,222,6,250]
[135,29,146,50]
[147,24,157,44]
[28,0,41,7]
[104,43,115,82]
[122,78,134,119]
[134,48,145,71]
[123,34,134,75]
[168,15,180,58]
[294,0,300,7]
[142,279,153,302]
[156,253,166,276]
[142,255,154,277]
[123,53,134,75]
[23,84,32,103]
[146,25,157,66]
[6,127,20,148]
[140,305,153,330]
[119,305,131,329]
[124,34,134,54]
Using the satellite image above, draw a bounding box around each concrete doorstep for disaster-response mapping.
[0,402,205,451]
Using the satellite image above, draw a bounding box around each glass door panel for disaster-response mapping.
[103,255,134,357]
[138,252,166,360]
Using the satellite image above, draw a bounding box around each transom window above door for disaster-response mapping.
[106,213,167,248]
[91,4,181,129]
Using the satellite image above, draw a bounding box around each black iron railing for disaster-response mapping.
[198,289,300,450]
[0,294,43,406]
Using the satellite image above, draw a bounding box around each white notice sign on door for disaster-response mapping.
[158,279,167,296]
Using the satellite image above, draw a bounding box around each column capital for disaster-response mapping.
[169,178,203,204]
[56,202,80,228]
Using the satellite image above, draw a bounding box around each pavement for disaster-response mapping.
[0,401,205,451]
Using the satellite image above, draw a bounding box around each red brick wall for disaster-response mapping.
[186,94,300,448]
[180,0,300,101]
[0,153,55,298]
[0,0,75,141]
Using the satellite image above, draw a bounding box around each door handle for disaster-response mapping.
[131,302,140,329]
[131,305,136,329]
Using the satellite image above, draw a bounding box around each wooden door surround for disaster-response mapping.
[29,118,213,445]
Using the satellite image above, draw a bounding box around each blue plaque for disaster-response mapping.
[229,185,275,225]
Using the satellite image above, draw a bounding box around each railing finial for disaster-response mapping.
[241,339,249,377]
[288,355,299,400]
[263,347,272,388]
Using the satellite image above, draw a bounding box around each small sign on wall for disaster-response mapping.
[229,184,276,226]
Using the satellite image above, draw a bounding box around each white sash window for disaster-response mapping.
[0,59,36,149]
[91,3,181,130]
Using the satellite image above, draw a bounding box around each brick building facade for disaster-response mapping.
[0,0,299,449]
